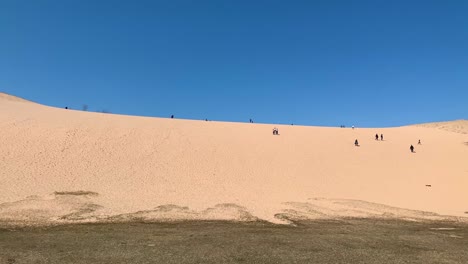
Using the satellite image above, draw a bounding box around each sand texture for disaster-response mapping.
[415,120,468,135]
[1,93,467,225]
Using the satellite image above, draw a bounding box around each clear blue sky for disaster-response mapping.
[1,0,467,127]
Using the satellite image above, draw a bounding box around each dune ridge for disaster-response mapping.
[414,120,468,135]
[0,92,34,103]
[1,93,467,226]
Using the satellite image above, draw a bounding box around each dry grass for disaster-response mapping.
[1,219,468,264]
[53,191,99,196]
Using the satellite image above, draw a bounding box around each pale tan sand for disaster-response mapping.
[415,120,468,134]
[0,93,33,103]
[0,93,467,225]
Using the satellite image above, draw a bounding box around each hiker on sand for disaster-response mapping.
[410,145,414,153]
[375,134,379,140]
[381,134,384,141]
[418,139,421,145]
[273,127,278,135]
[355,139,359,146]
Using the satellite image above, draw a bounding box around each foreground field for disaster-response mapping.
[1,219,468,264]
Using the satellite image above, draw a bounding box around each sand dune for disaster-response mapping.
[0,93,34,103]
[415,120,468,135]
[0,93,467,225]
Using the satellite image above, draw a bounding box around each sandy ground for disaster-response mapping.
[0,93,467,225]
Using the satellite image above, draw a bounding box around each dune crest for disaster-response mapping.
[414,120,468,134]
[0,92,34,103]
[1,94,467,226]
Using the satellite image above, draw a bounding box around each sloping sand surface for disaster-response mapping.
[415,120,468,135]
[1,93,467,225]
[0,93,34,103]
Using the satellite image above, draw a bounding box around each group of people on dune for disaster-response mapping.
[354,134,421,152]
[268,123,422,153]
[272,127,279,135]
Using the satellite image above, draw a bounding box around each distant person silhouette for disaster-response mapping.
[171,115,174,119]
[375,134,379,140]
[381,134,384,141]
[355,139,359,146]
[273,127,278,135]
[418,139,421,145]
[352,125,355,130]
[410,145,414,153]
[65,107,68,109]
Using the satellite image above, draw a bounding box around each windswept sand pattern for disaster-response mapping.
[1,193,464,227]
[276,198,463,224]
[110,203,258,222]
[414,120,468,134]
[0,192,102,227]
[1,93,468,225]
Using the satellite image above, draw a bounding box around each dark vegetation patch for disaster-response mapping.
[53,191,98,196]
[1,219,467,264]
